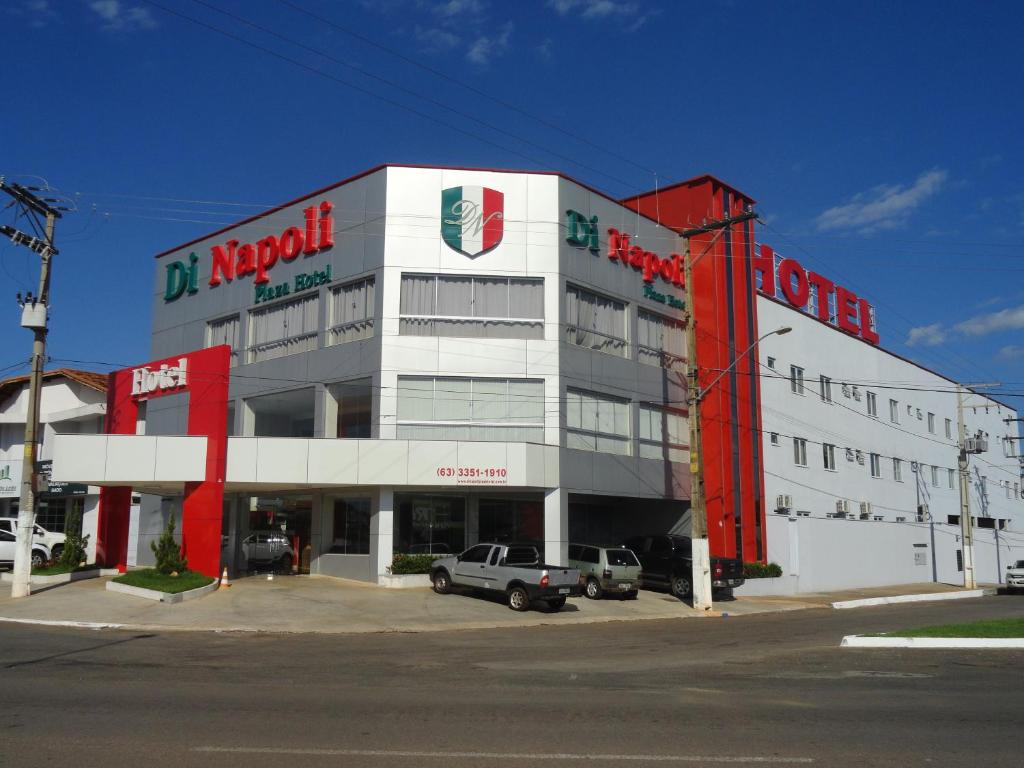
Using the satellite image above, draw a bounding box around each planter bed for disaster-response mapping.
[107,570,218,604]
[378,573,432,589]
[1,567,119,586]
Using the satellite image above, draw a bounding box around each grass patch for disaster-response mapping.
[32,563,99,576]
[112,569,215,594]
[883,617,1024,638]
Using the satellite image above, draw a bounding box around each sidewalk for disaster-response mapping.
[0,576,990,635]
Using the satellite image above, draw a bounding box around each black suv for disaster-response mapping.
[624,534,745,599]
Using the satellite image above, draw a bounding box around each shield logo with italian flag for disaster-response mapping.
[441,186,504,258]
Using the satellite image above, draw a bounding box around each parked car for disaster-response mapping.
[430,543,581,612]
[241,531,295,572]
[0,528,51,569]
[568,543,641,600]
[624,534,745,599]
[1006,560,1024,593]
[0,517,66,560]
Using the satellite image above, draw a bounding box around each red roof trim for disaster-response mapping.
[153,163,665,259]
[621,173,758,206]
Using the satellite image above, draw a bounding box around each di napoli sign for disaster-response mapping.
[441,186,504,257]
[163,201,335,303]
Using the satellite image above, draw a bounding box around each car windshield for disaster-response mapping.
[1014,561,1024,569]
[606,549,640,567]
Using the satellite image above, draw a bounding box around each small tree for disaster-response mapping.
[150,516,187,575]
[58,506,90,569]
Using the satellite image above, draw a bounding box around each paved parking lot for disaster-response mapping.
[0,573,815,634]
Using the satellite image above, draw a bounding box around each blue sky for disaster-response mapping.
[3,0,1023,407]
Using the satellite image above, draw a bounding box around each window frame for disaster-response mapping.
[792,437,808,467]
[866,391,877,417]
[869,452,881,478]
[246,292,320,364]
[399,273,544,339]
[327,275,376,347]
[822,442,836,471]
[819,375,832,403]
[566,387,632,456]
[790,365,805,395]
[205,313,241,367]
[565,283,628,357]
[893,457,903,482]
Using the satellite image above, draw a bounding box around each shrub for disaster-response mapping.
[743,561,783,579]
[58,506,90,570]
[150,517,188,575]
[388,553,440,575]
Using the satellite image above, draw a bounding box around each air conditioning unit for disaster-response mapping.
[964,436,989,454]
[872,515,884,521]
[845,448,855,462]
[855,451,865,465]
[917,504,929,522]
[841,383,851,398]
[836,499,850,515]
[859,501,872,519]
[796,510,811,517]
[896,516,907,523]
[776,494,793,511]
[916,409,923,420]
[911,461,919,473]
[852,386,862,402]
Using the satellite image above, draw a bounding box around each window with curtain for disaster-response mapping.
[396,377,544,442]
[637,309,685,369]
[565,284,627,357]
[638,404,687,462]
[206,314,240,367]
[566,388,631,455]
[247,293,319,363]
[399,274,544,339]
[327,276,375,346]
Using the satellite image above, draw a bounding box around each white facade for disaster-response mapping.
[0,372,107,561]
[755,295,1024,589]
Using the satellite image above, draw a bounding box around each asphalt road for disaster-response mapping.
[1,596,1022,768]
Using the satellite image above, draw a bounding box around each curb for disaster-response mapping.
[0,616,126,630]
[106,578,219,604]
[842,634,1024,649]
[831,589,990,610]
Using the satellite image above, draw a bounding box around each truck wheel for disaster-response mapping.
[670,573,693,599]
[31,550,47,569]
[507,586,530,612]
[51,545,64,561]
[546,596,567,611]
[584,577,602,600]
[432,569,451,594]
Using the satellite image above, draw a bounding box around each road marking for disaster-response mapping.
[0,616,125,630]
[193,747,814,763]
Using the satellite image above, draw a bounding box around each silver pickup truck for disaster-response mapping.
[430,543,581,612]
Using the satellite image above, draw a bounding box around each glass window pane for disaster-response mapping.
[400,275,435,315]
[434,378,471,421]
[397,378,434,421]
[437,276,473,316]
[473,277,509,318]
[472,379,508,421]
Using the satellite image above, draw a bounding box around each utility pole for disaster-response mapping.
[1,178,63,599]
[679,211,758,612]
[955,383,999,591]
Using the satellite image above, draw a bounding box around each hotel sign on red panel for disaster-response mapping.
[754,244,880,344]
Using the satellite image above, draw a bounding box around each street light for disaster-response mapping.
[687,325,791,612]
[694,327,791,404]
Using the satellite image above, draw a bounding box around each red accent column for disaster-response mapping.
[95,345,230,578]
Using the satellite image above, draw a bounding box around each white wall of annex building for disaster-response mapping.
[749,295,1024,588]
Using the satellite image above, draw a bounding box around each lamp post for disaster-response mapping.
[687,322,791,613]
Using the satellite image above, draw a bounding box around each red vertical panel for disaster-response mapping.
[96,369,138,571]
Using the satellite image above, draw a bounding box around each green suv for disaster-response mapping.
[568,544,641,600]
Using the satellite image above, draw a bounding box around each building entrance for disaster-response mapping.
[244,496,313,574]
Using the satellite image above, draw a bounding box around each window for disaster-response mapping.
[328,276,375,345]
[206,314,240,367]
[866,391,877,417]
[822,443,836,471]
[948,515,960,526]
[400,274,543,339]
[893,458,903,482]
[1006,438,1018,458]
[770,432,780,446]
[931,465,939,487]
[945,418,952,439]
[565,284,627,356]
[637,309,685,369]
[889,399,900,423]
[330,498,370,554]
[461,544,494,563]
[247,293,319,363]
[819,375,832,403]
[927,412,935,434]
[566,388,631,455]
[792,437,807,467]
[395,494,465,555]
[767,356,776,369]
[790,365,805,395]
[1015,482,1020,500]
[1006,481,1012,499]
[948,468,955,489]
[396,377,544,442]
[331,379,372,438]
[870,453,881,478]
[638,404,687,462]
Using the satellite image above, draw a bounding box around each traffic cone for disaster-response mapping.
[220,567,231,588]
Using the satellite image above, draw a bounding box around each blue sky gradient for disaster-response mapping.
[3,0,1023,407]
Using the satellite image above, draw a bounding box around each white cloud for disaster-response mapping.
[414,25,460,53]
[815,169,948,233]
[433,0,485,17]
[997,345,1024,361]
[905,323,947,347]
[954,305,1024,337]
[548,0,639,18]
[7,0,59,28]
[466,21,512,66]
[89,1,157,32]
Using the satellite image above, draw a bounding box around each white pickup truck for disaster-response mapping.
[430,543,581,612]
[1006,560,1024,593]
